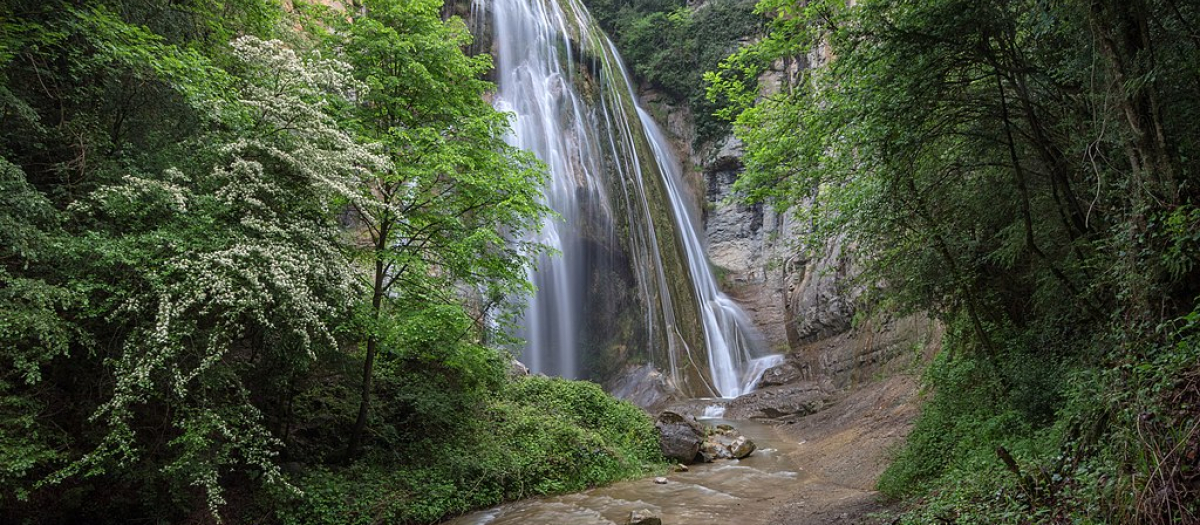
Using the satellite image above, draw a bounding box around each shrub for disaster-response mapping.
[271,376,665,525]
[882,307,1200,524]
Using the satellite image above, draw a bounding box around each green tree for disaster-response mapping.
[0,158,77,500]
[0,3,383,510]
[584,0,763,144]
[331,0,548,459]
[55,35,382,517]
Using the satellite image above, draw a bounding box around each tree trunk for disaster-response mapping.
[1089,0,1178,323]
[1090,0,1177,202]
[989,63,1103,321]
[347,234,389,460]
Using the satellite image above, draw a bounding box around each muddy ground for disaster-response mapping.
[751,317,942,525]
[757,371,922,525]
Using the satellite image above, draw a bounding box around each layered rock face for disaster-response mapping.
[703,142,862,352]
[639,43,940,402]
[640,57,863,358]
[702,136,796,352]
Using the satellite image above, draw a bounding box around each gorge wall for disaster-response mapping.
[456,0,928,406]
[637,26,934,402]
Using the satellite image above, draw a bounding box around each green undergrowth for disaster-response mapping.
[271,376,666,525]
[879,309,1200,524]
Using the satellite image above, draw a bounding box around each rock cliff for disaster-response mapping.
[638,38,935,396]
[640,59,863,352]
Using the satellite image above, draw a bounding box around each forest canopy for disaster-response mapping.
[0,0,663,523]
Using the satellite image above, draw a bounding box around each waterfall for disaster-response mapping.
[490,0,780,398]
[635,108,785,397]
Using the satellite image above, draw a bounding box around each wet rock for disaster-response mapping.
[610,364,683,413]
[628,509,662,525]
[673,463,689,472]
[653,476,668,484]
[695,424,756,461]
[725,382,831,420]
[508,359,530,378]
[758,360,807,388]
[698,440,733,462]
[654,411,705,463]
[730,435,757,459]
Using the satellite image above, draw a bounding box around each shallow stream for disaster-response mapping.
[444,419,801,525]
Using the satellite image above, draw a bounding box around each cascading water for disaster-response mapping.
[490,0,781,397]
[636,109,784,397]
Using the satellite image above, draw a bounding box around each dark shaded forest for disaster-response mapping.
[708,0,1200,522]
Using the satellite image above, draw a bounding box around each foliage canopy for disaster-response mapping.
[0,1,659,523]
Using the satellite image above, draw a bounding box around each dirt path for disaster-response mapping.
[760,372,923,525]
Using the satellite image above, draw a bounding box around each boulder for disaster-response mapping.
[610,364,683,413]
[730,436,757,459]
[757,360,807,388]
[698,440,732,462]
[655,411,706,464]
[696,430,756,461]
[628,509,663,525]
[724,381,831,420]
[508,359,530,378]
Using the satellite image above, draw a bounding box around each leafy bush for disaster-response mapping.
[878,326,1046,499]
[881,308,1200,524]
[272,376,665,525]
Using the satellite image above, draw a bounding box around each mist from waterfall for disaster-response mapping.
[490,0,780,398]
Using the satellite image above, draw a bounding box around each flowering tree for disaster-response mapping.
[56,35,384,516]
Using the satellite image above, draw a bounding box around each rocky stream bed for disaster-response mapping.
[443,364,922,525]
[443,417,801,525]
